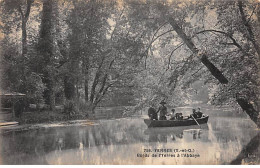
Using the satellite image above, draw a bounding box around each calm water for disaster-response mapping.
[0,105,259,164]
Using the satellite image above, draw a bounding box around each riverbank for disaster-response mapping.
[0,105,135,133]
[0,119,99,135]
[15,105,133,124]
[16,110,88,124]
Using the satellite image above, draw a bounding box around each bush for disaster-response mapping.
[24,72,46,106]
[78,99,91,114]
[64,100,77,116]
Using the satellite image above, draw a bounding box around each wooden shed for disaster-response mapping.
[0,90,25,125]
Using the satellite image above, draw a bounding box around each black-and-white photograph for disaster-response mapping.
[0,0,259,165]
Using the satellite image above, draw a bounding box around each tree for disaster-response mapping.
[37,0,61,110]
[123,0,260,126]
[0,0,34,57]
[64,0,147,113]
[0,0,47,109]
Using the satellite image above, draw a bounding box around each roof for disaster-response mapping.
[0,89,26,97]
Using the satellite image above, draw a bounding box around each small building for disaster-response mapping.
[0,90,25,123]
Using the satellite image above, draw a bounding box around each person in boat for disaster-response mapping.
[190,109,198,119]
[169,109,176,120]
[148,107,158,120]
[189,108,203,119]
[175,113,183,120]
[196,107,203,118]
[157,101,167,120]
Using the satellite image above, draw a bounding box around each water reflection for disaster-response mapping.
[144,124,209,143]
[0,105,259,164]
[231,132,260,164]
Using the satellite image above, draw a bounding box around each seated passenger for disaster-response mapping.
[169,109,176,120]
[175,113,183,120]
[148,107,158,120]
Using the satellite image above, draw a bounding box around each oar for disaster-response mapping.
[191,115,201,128]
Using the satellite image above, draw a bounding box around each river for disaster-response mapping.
[0,104,259,164]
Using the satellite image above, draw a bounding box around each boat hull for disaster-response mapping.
[144,115,209,128]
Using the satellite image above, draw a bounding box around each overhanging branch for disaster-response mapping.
[196,29,243,51]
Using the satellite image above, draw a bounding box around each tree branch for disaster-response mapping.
[191,66,204,77]
[167,43,184,70]
[110,7,125,40]
[196,29,243,51]
[140,23,173,60]
[93,58,115,103]
[18,5,24,19]
[89,54,106,102]
[24,0,33,22]
[246,5,257,25]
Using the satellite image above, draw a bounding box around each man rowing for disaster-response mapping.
[190,108,203,119]
[196,107,203,118]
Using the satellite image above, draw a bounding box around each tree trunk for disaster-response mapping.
[256,4,260,23]
[238,0,260,59]
[89,60,106,114]
[200,55,228,84]
[64,76,76,100]
[90,71,101,103]
[20,19,27,85]
[89,56,105,103]
[21,20,27,57]
[230,132,260,164]
[18,0,33,92]
[85,76,89,101]
[236,95,260,126]
[82,55,89,102]
[39,0,56,110]
[49,80,55,111]
[19,0,33,57]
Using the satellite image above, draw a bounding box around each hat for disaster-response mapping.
[159,101,166,104]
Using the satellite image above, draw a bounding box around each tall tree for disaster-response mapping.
[38,0,59,110]
[0,0,34,57]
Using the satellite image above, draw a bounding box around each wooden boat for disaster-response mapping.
[144,115,209,128]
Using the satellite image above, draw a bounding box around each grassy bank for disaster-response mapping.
[16,110,88,124]
[14,106,135,124]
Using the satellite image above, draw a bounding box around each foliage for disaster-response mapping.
[24,72,46,104]
[0,0,259,122]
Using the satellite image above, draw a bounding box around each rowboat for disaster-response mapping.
[144,115,209,128]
